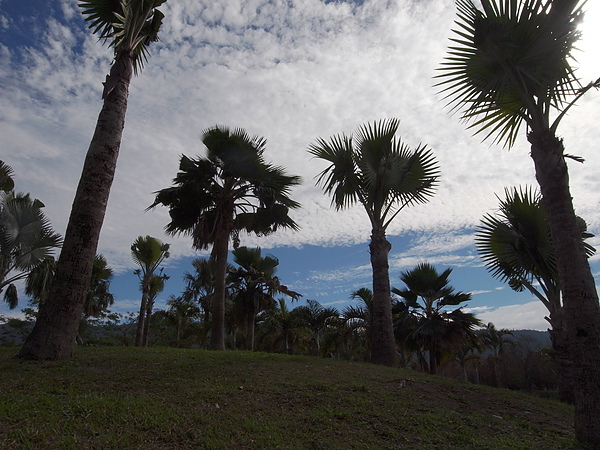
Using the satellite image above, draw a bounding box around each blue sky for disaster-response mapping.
[1,0,600,331]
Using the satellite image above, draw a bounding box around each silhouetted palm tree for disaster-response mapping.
[437,1,600,440]
[150,126,301,350]
[393,263,481,375]
[1,192,62,308]
[131,235,170,347]
[309,118,440,367]
[20,0,167,361]
[476,186,594,401]
[294,299,339,356]
[229,246,300,350]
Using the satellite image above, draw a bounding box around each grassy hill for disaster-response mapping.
[0,347,577,449]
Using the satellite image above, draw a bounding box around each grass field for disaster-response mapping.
[0,346,577,449]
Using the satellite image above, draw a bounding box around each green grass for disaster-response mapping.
[0,347,576,449]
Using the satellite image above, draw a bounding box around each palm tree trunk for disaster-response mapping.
[210,229,229,351]
[429,343,438,375]
[142,298,154,347]
[473,363,480,385]
[18,51,133,360]
[368,227,398,367]
[529,129,600,443]
[493,352,503,388]
[135,286,149,347]
[245,312,255,351]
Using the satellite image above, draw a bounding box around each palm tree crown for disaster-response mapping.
[150,126,301,251]
[476,186,594,310]
[79,0,166,77]
[0,192,62,308]
[309,118,439,229]
[436,0,593,146]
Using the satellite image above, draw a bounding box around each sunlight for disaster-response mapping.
[576,4,600,81]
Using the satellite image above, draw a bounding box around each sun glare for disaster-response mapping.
[576,5,600,80]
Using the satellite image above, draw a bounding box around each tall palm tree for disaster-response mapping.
[309,118,440,367]
[19,0,167,361]
[476,186,594,401]
[393,263,482,375]
[228,246,301,351]
[131,235,170,347]
[436,0,600,440]
[149,126,301,351]
[0,192,62,309]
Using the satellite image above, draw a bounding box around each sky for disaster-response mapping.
[1,0,599,331]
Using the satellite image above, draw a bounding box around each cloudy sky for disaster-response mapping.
[1,0,599,330]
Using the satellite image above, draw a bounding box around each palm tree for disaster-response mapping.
[183,258,218,323]
[19,0,167,360]
[341,288,375,361]
[149,126,301,351]
[24,258,56,308]
[131,235,170,347]
[25,254,114,318]
[478,323,514,388]
[141,272,168,346]
[476,186,593,401]
[256,298,306,354]
[309,118,440,367]
[0,192,62,309]
[393,263,482,375]
[436,0,600,441]
[0,161,15,192]
[293,299,339,356]
[83,254,115,318]
[163,295,202,347]
[228,246,301,351]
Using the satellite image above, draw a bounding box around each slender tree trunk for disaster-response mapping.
[429,343,438,375]
[529,129,600,444]
[368,227,398,367]
[245,311,255,351]
[461,364,468,382]
[18,51,133,360]
[142,298,154,347]
[210,229,229,351]
[135,282,150,347]
[493,354,503,388]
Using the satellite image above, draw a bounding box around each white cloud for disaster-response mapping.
[477,301,550,331]
[1,0,600,325]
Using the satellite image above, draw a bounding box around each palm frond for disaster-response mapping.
[436,0,584,147]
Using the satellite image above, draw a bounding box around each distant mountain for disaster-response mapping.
[509,329,552,349]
